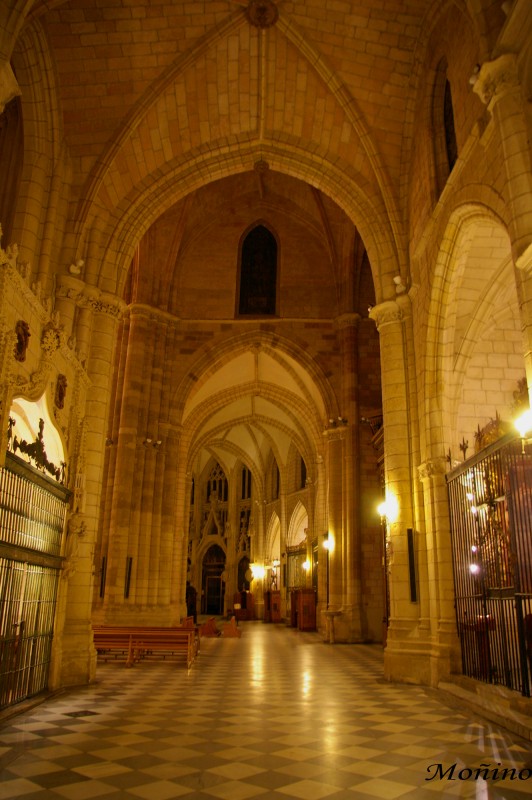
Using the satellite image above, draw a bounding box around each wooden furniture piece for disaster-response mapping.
[93,626,198,669]
[298,588,316,631]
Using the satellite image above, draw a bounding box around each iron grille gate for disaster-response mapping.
[0,454,68,710]
[447,434,532,696]
[0,559,60,708]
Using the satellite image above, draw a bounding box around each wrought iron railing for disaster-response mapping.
[0,458,68,709]
[447,433,532,696]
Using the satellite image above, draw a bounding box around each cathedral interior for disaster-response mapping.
[1,0,532,733]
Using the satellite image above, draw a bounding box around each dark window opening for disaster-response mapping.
[443,79,458,173]
[238,225,277,316]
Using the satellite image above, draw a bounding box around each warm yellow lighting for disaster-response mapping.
[469,563,481,576]
[323,534,334,553]
[377,493,399,524]
[250,564,265,580]
[272,559,280,567]
[302,560,311,572]
[515,409,532,439]
[10,395,65,466]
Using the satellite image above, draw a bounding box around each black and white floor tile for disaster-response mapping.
[1,623,531,799]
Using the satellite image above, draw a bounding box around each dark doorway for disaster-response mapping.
[202,544,226,614]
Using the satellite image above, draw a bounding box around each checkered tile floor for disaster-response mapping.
[1,622,532,798]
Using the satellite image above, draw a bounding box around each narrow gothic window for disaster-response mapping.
[443,79,458,173]
[241,467,251,500]
[300,457,307,490]
[238,225,277,315]
[432,60,458,195]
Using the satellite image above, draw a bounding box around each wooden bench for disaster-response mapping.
[222,616,241,638]
[93,626,198,669]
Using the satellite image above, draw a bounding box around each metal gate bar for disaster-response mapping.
[0,461,68,710]
[447,434,532,696]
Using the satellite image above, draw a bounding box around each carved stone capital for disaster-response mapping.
[93,292,127,319]
[368,301,402,331]
[418,457,448,482]
[472,53,519,107]
[56,279,125,320]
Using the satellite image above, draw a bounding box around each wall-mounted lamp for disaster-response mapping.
[105,438,114,446]
[302,560,311,572]
[143,438,162,449]
[377,493,399,524]
[515,409,532,453]
[250,563,265,580]
[328,417,348,428]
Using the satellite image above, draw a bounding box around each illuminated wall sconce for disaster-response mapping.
[250,563,265,580]
[322,532,334,552]
[377,492,399,524]
[302,560,311,572]
[143,438,162,449]
[327,416,348,427]
[515,409,532,452]
[105,438,114,446]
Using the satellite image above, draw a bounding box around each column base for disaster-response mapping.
[384,619,459,687]
[319,605,366,643]
[50,619,97,690]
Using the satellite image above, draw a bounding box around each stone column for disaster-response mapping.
[324,428,344,611]
[473,55,532,396]
[418,457,460,685]
[335,312,363,641]
[55,276,84,340]
[369,299,429,683]
[54,295,123,687]
[473,54,532,268]
[102,307,149,617]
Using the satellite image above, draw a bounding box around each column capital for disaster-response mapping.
[417,457,448,482]
[56,278,126,320]
[368,300,402,331]
[472,53,519,108]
